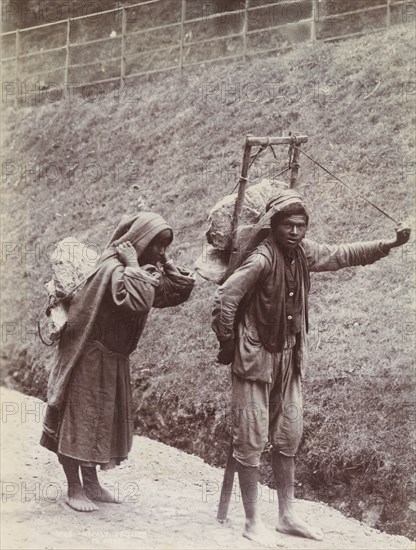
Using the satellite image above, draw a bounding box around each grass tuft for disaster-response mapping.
[1,23,415,538]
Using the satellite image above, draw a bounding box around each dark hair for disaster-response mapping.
[270,203,309,229]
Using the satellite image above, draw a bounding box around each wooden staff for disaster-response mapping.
[217,133,308,522]
[216,438,236,522]
[290,140,301,188]
[228,136,252,266]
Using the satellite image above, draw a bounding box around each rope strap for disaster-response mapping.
[294,146,399,225]
[37,300,57,346]
[230,136,398,226]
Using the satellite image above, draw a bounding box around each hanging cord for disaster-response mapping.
[37,264,102,346]
[37,298,59,346]
[37,290,77,346]
[294,145,399,225]
[270,165,291,180]
[248,145,266,169]
[248,143,279,171]
[268,144,278,160]
[231,143,289,193]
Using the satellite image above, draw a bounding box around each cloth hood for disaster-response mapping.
[107,212,173,257]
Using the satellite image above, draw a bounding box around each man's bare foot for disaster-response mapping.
[66,484,98,512]
[276,514,323,540]
[84,482,122,504]
[243,519,284,548]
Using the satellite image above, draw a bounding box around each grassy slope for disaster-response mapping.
[1,24,415,537]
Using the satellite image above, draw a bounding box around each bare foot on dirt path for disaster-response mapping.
[243,519,284,547]
[84,482,122,503]
[1,388,413,550]
[276,514,324,540]
[66,484,98,512]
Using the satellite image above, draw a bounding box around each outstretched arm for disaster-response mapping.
[379,223,411,254]
[303,224,411,272]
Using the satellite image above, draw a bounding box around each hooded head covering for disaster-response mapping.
[100,212,173,264]
[108,212,172,249]
[45,211,172,413]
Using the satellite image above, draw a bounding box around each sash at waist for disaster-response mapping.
[89,340,129,360]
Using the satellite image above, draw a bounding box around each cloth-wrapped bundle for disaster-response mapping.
[40,236,195,345]
[195,178,289,283]
[40,238,101,344]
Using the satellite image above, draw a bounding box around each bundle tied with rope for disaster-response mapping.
[194,134,310,283]
[207,134,407,525]
[194,136,306,283]
[195,133,402,287]
[38,237,98,346]
[194,176,290,283]
[39,232,195,346]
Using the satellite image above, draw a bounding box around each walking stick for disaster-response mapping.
[216,438,236,522]
[216,136,252,522]
[216,133,309,522]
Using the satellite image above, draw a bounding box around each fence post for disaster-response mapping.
[243,0,249,61]
[121,6,126,88]
[15,29,20,108]
[64,17,70,84]
[311,0,318,44]
[386,0,391,27]
[179,0,186,70]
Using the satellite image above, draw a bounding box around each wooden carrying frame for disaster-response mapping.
[217,133,308,523]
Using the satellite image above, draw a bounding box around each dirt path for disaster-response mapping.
[1,387,413,550]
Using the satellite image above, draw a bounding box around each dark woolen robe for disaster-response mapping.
[41,266,156,468]
[40,213,171,469]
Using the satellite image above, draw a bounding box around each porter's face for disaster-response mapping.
[271,214,307,250]
[139,229,173,265]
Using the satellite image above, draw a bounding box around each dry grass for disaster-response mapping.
[1,23,415,538]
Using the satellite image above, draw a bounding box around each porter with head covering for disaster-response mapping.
[41,211,194,512]
[212,189,411,546]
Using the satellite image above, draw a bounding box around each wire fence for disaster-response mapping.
[0,0,413,106]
